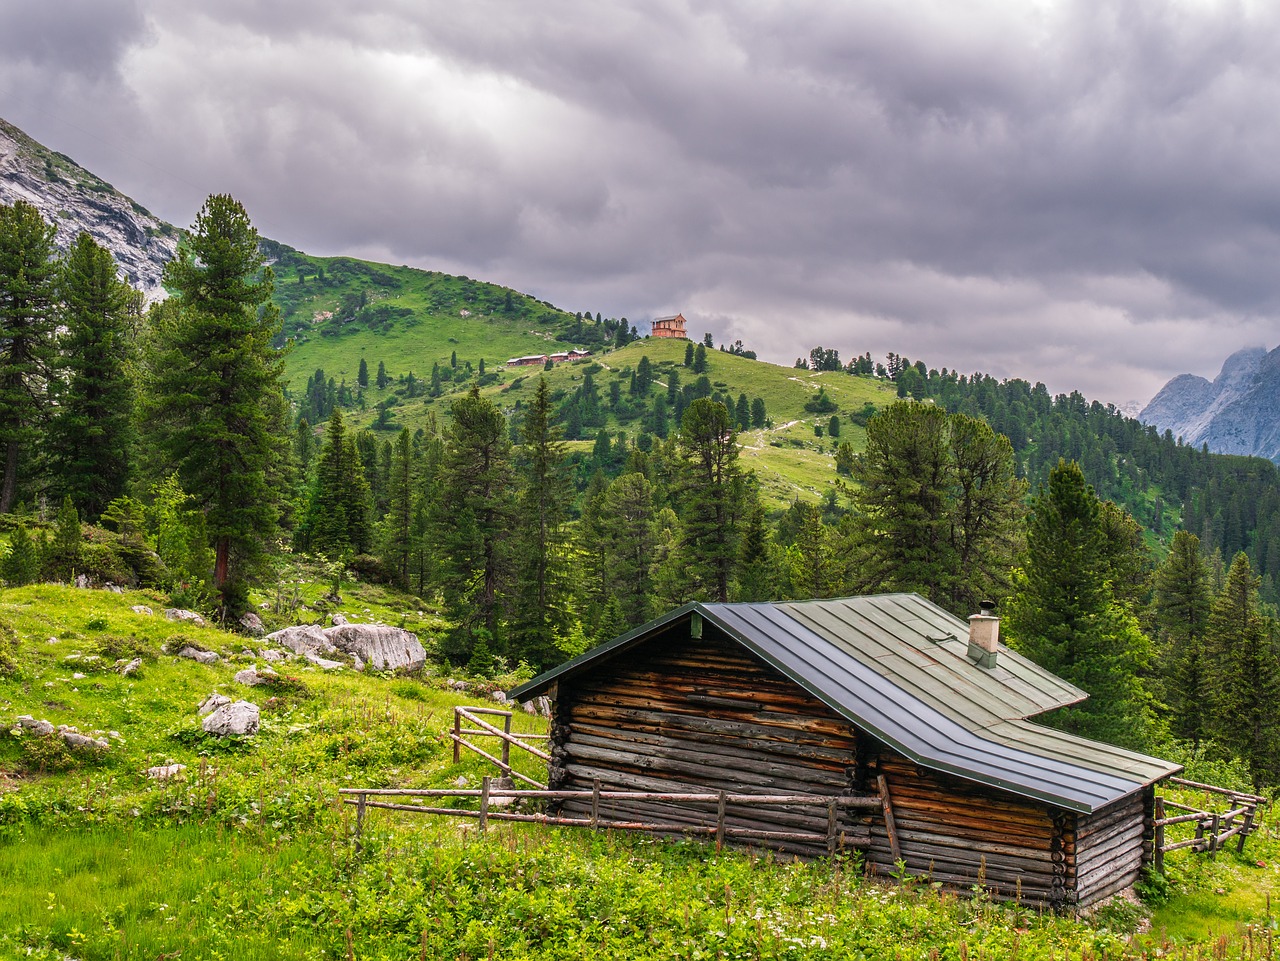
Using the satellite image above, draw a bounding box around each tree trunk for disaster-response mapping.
[0,441,17,514]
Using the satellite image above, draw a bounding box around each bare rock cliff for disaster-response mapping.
[0,118,178,300]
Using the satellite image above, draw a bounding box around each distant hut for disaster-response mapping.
[510,594,1179,909]
[650,313,687,339]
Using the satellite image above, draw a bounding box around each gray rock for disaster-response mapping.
[119,658,141,676]
[239,611,265,635]
[234,667,277,687]
[147,763,187,780]
[331,613,348,626]
[202,700,260,737]
[448,679,469,692]
[16,715,55,736]
[62,730,109,751]
[131,605,153,616]
[74,574,89,589]
[72,672,86,680]
[165,608,206,627]
[261,648,290,662]
[535,696,551,717]
[198,692,231,716]
[265,625,336,657]
[178,646,220,664]
[490,690,508,704]
[304,653,345,670]
[323,623,426,672]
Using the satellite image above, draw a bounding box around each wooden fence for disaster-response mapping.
[450,705,550,789]
[1154,777,1268,869]
[340,777,885,855]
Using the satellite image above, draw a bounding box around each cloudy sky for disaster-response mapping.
[4,0,1280,406]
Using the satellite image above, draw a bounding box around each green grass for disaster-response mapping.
[4,586,1277,959]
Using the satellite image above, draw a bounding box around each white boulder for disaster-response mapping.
[264,625,336,657]
[202,700,260,737]
[165,608,206,627]
[323,623,426,672]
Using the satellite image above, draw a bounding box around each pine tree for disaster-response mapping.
[436,385,515,663]
[751,397,767,429]
[601,471,659,628]
[48,232,139,519]
[376,361,388,390]
[357,357,369,388]
[1153,530,1213,747]
[684,342,695,367]
[0,200,58,513]
[1003,460,1151,747]
[735,501,774,601]
[735,393,751,431]
[636,355,653,396]
[1,521,39,586]
[1205,553,1280,789]
[143,195,287,614]
[378,428,416,587]
[46,495,83,581]
[692,343,708,374]
[508,378,574,667]
[677,398,741,601]
[301,408,371,557]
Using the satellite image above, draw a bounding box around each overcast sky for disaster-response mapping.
[5,0,1280,407]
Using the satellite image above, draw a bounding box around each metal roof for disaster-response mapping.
[509,594,1180,814]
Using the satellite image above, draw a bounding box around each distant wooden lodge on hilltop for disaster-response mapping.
[650,313,687,339]
[510,594,1180,909]
[505,349,592,367]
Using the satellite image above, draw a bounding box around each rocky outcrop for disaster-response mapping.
[1141,346,1280,461]
[0,119,177,300]
[265,625,337,657]
[165,609,206,627]
[202,700,260,737]
[323,623,426,672]
[178,646,220,664]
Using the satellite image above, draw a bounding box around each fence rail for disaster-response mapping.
[449,706,549,789]
[340,778,884,855]
[1153,780,1267,869]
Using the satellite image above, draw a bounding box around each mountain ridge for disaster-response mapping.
[1140,345,1280,462]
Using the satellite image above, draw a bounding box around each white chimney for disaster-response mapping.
[967,601,999,669]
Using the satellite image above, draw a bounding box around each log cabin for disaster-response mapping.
[508,594,1180,909]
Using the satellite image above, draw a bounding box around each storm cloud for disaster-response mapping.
[5,0,1280,404]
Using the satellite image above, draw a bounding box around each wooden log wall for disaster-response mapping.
[548,628,869,857]
[865,752,1072,908]
[1072,789,1150,908]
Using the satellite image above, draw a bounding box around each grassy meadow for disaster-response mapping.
[1,584,1277,959]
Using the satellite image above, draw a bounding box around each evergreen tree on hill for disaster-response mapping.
[1153,530,1213,747]
[143,194,288,615]
[1003,459,1152,747]
[0,200,58,513]
[47,232,139,519]
[677,398,742,602]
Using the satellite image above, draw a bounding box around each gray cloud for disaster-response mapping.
[4,0,1280,404]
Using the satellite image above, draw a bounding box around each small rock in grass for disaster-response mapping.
[454,775,469,788]
[72,672,86,680]
[178,646,220,664]
[16,716,55,736]
[131,605,153,616]
[234,667,278,687]
[202,700,259,737]
[490,690,508,704]
[261,648,290,662]
[331,613,348,626]
[62,730,109,751]
[198,693,231,716]
[119,658,141,677]
[239,611,265,636]
[304,653,344,670]
[165,608,206,627]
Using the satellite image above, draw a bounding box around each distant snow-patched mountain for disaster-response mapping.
[0,118,177,300]
[1140,346,1280,462]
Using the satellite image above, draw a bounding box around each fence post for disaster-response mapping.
[1209,812,1220,859]
[591,779,600,830]
[716,792,727,852]
[1238,804,1257,855]
[355,792,367,853]
[827,798,839,856]
[453,709,461,764]
[480,776,491,836]
[1153,796,1165,875]
[502,713,512,772]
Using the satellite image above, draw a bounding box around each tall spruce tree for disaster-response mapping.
[1205,553,1280,789]
[677,398,741,601]
[300,408,371,557]
[508,377,574,667]
[436,385,515,663]
[144,194,287,614]
[48,232,139,518]
[1003,460,1151,747]
[0,200,58,513]
[846,401,1023,614]
[1153,530,1213,747]
[601,471,660,628]
[378,428,416,587]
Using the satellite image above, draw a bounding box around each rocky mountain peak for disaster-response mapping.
[1140,344,1280,462]
[0,118,178,301]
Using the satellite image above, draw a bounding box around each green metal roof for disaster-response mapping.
[510,594,1180,813]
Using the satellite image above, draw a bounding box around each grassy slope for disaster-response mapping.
[1,586,1276,959]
